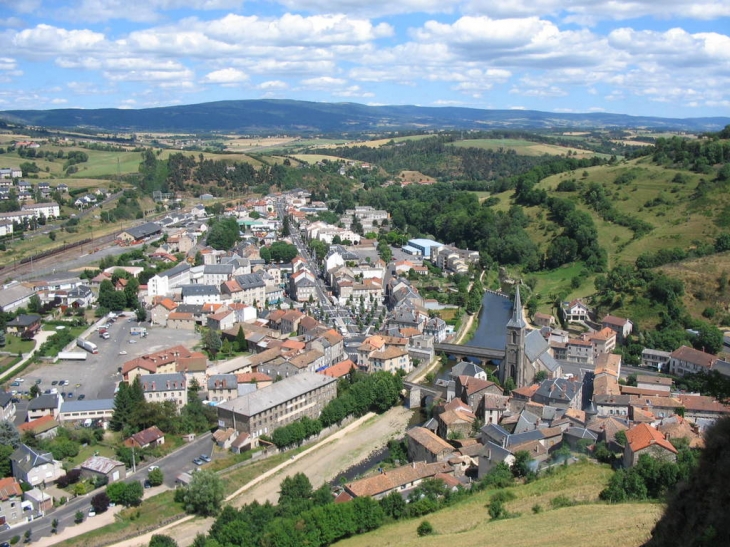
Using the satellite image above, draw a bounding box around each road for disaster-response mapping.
[0,432,213,544]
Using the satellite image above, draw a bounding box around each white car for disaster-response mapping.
[119,350,128,355]
[128,339,137,344]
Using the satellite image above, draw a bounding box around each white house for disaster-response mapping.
[21,203,60,219]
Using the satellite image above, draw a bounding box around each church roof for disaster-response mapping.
[506,286,527,329]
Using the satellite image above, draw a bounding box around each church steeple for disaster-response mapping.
[507,285,527,329]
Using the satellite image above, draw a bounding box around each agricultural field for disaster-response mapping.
[292,153,350,164]
[334,463,661,547]
[454,138,594,158]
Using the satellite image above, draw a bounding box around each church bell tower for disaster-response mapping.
[503,285,527,387]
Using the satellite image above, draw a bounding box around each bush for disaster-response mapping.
[417,520,434,536]
[74,510,84,524]
[148,467,164,486]
[10,535,19,545]
[532,503,542,514]
[550,495,575,509]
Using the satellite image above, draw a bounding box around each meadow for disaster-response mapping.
[334,463,661,547]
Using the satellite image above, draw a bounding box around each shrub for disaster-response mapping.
[10,535,19,545]
[74,510,84,524]
[550,495,575,509]
[532,504,542,514]
[417,520,434,536]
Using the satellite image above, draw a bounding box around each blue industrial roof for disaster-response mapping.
[408,238,443,248]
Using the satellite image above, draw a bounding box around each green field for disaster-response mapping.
[334,463,661,547]
[454,138,593,158]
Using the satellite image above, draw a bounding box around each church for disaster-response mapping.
[499,286,562,388]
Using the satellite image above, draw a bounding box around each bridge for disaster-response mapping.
[403,381,446,409]
[434,342,506,362]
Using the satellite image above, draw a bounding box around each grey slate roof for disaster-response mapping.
[513,410,541,434]
[208,374,237,390]
[480,423,510,445]
[123,222,161,240]
[11,444,54,473]
[7,314,41,327]
[27,394,59,410]
[0,392,13,407]
[235,273,265,289]
[525,330,560,372]
[140,373,186,392]
[204,264,234,275]
[505,429,545,448]
[160,262,191,278]
[481,440,512,462]
[181,284,219,297]
[175,304,203,314]
[534,378,581,403]
[564,427,598,441]
[0,284,35,309]
[506,286,527,329]
[218,372,336,417]
[60,398,115,413]
[450,360,486,379]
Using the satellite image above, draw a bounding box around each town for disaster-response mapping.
[0,162,727,547]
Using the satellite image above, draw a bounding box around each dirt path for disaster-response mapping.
[109,406,413,547]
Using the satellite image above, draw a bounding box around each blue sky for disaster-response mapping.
[0,0,728,118]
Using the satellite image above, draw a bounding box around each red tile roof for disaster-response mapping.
[320,359,356,378]
[626,423,677,454]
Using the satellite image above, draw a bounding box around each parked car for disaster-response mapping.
[67,392,74,399]
[200,454,211,463]
[10,381,20,387]
[128,339,137,344]
[148,465,159,472]
[63,380,70,386]
[51,380,59,386]
[192,458,203,466]
[88,509,96,517]
[144,480,151,489]
[119,351,128,355]
[78,394,86,400]
[35,379,42,384]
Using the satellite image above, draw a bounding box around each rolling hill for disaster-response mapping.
[1,99,728,133]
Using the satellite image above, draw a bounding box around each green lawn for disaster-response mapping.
[52,490,186,547]
[1,336,36,356]
[67,443,118,467]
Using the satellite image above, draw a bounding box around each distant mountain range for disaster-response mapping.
[1,99,728,133]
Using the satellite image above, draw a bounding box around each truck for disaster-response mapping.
[58,351,88,361]
[130,327,147,337]
[76,338,99,354]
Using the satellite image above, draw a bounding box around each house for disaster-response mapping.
[79,456,127,483]
[602,315,633,343]
[203,264,234,286]
[561,299,590,323]
[124,426,166,449]
[151,298,178,325]
[148,263,191,298]
[669,346,717,376]
[17,415,59,440]
[141,373,187,410]
[636,375,672,393]
[456,376,502,413]
[593,394,632,417]
[21,202,60,219]
[65,285,95,308]
[623,423,677,468]
[10,444,64,486]
[27,394,62,421]
[482,394,510,425]
[406,427,455,463]
[181,285,220,305]
[231,432,251,454]
[6,314,42,337]
[344,461,453,500]
[369,346,411,374]
[450,360,487,381]
[533,312,555,328]
[121,345,207,382]
[641,349,672,371]
[213,428,237,449]
[0,393,15,422]
[532,378,583,410]
[436,401,476,440]
[207,374,238,403]
[318,358,356,379]
[0,477,25,527]
[166,312,196,330]
[478,441,516,477]
[207,309,236,332]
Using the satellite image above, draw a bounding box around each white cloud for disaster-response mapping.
[300,76,347,89]
[257,80,289,90]
[62,0,244,23]
[50,98,67,104]
[202,67,248,84]
[12,24,106,57]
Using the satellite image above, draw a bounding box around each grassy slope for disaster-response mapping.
[453,138,594,158]
[335,463,661,547]
[486,156,729,320]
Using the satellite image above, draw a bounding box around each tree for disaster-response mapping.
[183,469,224,516]
[24,529,31,543]
[110,382,133,432]
[0,420,20,449]
[149,535,179,547]
[74,511,84,524]
[30,384,41,398]
[28,294,42,314]
[512,450,534,478]
[533,370,548,384]
[51,518,58,534]
[118,481,144,507]
[91,492,110,514]
[203,329,222,358]
[235,325,247,352]
[148,467,164,486]
[206,217,240,250]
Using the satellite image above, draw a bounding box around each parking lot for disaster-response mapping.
[12,318,201,407]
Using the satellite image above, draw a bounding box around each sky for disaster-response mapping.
[0,0,729,118]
